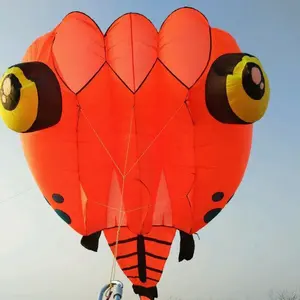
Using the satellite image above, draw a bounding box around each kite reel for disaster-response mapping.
[99,280,123,300]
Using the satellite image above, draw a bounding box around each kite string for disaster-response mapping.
[109,14,138,287]
[107,102,186,288]
[80,106,128,290]
[81,106,129,292]
[109,210,126,287]
[80,108,124,177]
[124,101,185,177]
[108,106,135,288]
[0,186,36,206]
[80,94,187,291]
[80,98,187,180]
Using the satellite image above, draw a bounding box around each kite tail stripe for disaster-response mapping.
[104,227,176,288]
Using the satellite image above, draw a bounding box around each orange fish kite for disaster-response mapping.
[0,7,270,300]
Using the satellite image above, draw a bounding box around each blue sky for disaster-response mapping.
[0,0,299,299]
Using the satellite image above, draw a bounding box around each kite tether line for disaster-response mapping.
[81,93,187,299]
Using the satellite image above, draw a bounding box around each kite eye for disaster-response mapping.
[0,62,62,133]
[205,53,270,124]
[1,74,22,111]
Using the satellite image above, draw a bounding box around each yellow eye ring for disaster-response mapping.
[205,53,270,124]
[0,62,62,133]
[0,66,39,132]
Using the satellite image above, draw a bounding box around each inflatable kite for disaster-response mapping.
[0,7,270,300]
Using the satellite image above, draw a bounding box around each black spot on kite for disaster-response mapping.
[204,208,222,223]
[55,209,71,224]
[52,193,64,203]
[212,192,224,202]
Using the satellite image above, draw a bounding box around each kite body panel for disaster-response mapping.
[21,8,252,236]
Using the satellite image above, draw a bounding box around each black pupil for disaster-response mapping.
[0,73,22,111]
[242,62,265,100]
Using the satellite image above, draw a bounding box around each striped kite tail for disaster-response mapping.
[104,226,176,299]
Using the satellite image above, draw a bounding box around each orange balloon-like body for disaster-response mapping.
[11,7,269,300]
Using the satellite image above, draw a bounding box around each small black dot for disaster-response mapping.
[212,192,224,202]
[55,209,71,224]
[227,194,234,203]
[204,208,222,223]
[52,193,64,203]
